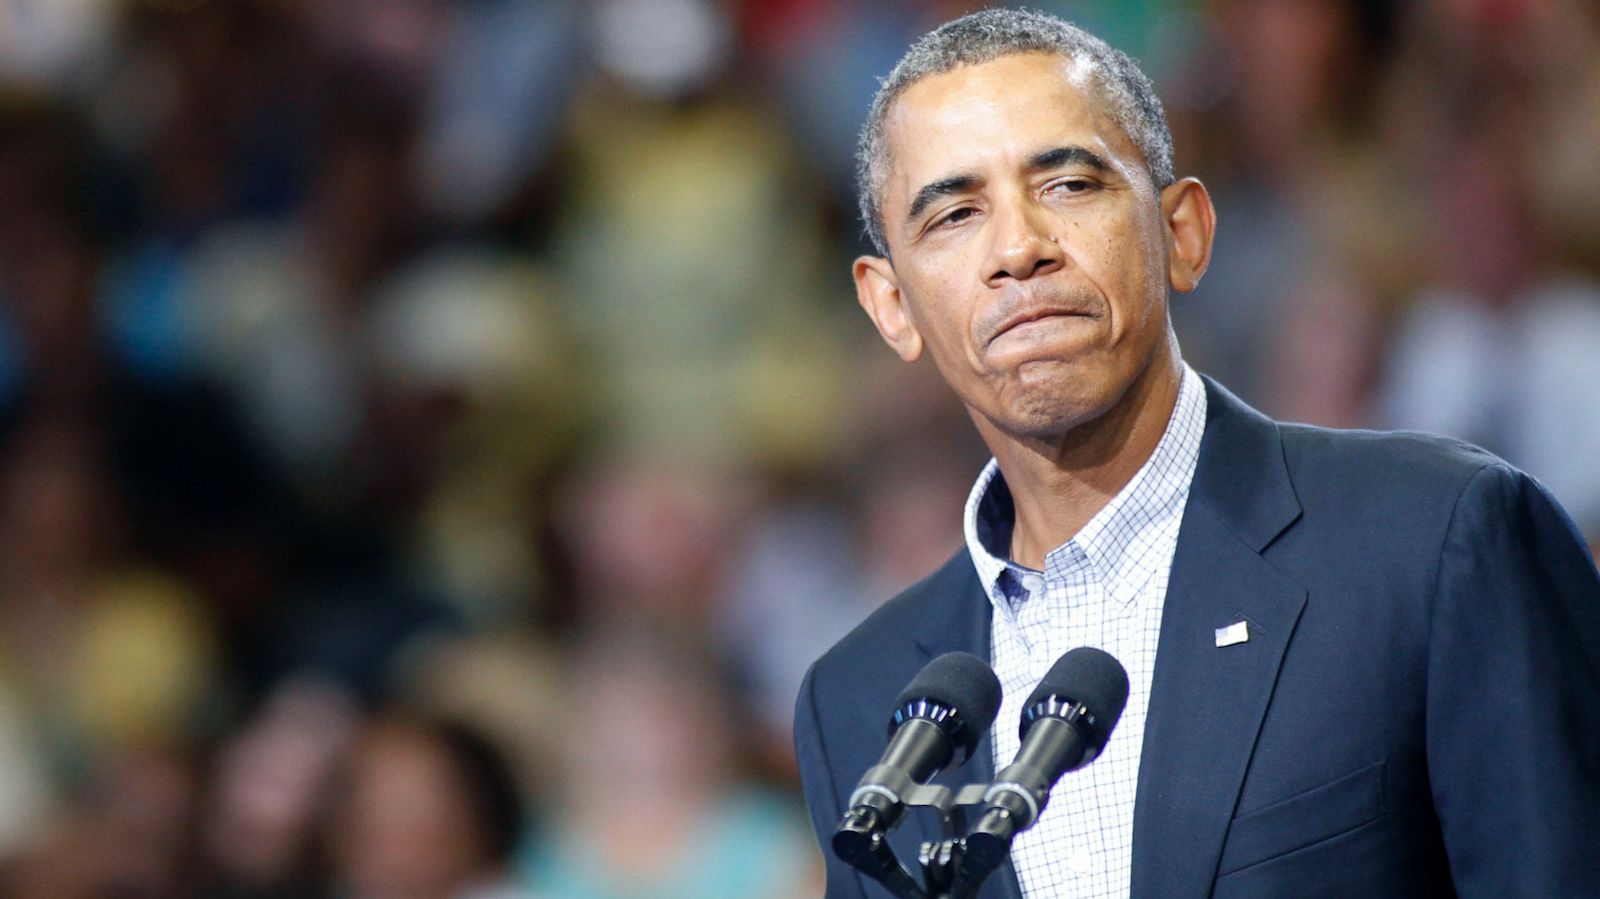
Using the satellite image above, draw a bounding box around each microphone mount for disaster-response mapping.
[833,777,1010,899]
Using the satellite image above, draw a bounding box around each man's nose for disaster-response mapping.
[984,199,1065,285]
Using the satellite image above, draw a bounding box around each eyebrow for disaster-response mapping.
[905,174,979,225]
[1029,145,1111,173]
[902,145,1113,226]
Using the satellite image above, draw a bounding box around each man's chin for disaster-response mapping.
[982,385,1111,443]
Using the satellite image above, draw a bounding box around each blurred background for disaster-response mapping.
[0,0,1596,896]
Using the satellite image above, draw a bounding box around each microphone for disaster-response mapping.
[833,652,1002,875]
[960,647,1129,883]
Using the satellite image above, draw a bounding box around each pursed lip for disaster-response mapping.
[983,297,1102,348]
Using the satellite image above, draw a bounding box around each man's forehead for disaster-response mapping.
[881,52,1134,189]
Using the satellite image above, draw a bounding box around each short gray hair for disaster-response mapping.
[856,8,1175,256]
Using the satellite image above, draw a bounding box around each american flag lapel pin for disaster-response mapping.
[1215,619,1250,648]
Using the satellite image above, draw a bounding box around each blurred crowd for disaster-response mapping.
[0,0,1596,897]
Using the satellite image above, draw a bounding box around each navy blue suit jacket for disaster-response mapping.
[795,377,1600,898]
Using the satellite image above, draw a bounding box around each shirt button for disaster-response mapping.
[1021,573,1044,594]
[1068,848,1092,874]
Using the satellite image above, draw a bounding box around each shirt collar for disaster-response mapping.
[962,363,1208,608]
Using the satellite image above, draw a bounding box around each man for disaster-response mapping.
[793,9,1600,899]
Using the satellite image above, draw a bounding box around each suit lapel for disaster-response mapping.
[897,556,1025,899]
[1130,500,1306,897]
[1129,378,1307,899]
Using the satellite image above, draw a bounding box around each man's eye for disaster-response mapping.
[936,207,976,228]
[1050,179,1093,194]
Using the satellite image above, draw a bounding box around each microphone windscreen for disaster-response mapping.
[1025,647,1130,749]
[893,652,1003,758]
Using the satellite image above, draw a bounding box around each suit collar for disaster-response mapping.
[1189,375,1302,551]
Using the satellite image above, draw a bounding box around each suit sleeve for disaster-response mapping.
[795,661,870,899]
[1425,463,1600,895]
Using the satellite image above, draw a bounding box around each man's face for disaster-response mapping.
[857,52,1203,443]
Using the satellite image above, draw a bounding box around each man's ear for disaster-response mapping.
[1160,177,1216,293]
[853,255,924,362]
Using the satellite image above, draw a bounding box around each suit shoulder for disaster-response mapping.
[1275,422,1506,501]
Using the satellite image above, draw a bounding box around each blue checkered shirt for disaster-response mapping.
[963,364,1207,898]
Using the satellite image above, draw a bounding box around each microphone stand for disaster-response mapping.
[833,782,1002,899]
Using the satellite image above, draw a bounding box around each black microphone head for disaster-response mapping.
[889,651,1002,763]
[1022,647,1130,755]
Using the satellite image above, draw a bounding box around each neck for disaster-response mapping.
[982,344,1184,570]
